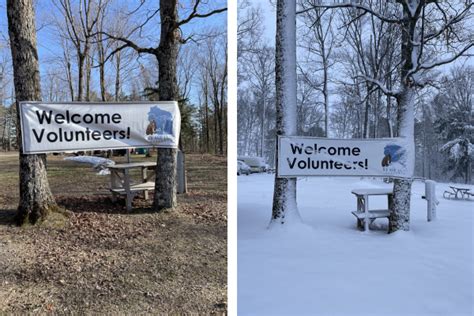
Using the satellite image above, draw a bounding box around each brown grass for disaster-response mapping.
[0,152,227,314]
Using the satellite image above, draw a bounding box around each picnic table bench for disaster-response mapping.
[109,161,156,211]
[351,188,393,231]
[443,186,473,200]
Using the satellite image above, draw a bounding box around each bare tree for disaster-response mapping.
[271,0,300,225]
[238,1,264,57]
[198,69,211,152]
[54,0,105,101]
[296,72,324,136]
[7,0,62,225]
[99,0,226,209]
[243,45,274,156]
[300,1,338,137]
[202,36,227,155]
[333,2,400,139]
[302,0,474,232]
[60,37,75,101]
[238,3,273,159]
[94,0,111,101]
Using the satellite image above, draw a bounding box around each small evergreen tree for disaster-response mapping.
[434,67,473,183]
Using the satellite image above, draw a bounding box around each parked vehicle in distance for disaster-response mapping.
[238,156,267,173]
[237,160,251,176]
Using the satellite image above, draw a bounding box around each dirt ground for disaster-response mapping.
[0,152,227,314]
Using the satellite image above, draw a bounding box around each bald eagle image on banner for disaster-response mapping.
[146,106,176,146]
[382,144,407,167]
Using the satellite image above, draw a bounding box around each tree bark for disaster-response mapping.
[153,0,179,210]
[390,87,414,232]
[389,6,417,233]
[271,0,300,225]
[98,33,106,101]
[85,50,92,101]
[114,50,121,101]
[7,0,59,225]
[203,79,210,152]
[76,52,84,101]
[63,45,74,101]
[323,63,329,138]
[218,61,226,155]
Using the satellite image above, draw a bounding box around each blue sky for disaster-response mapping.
[0,0,227,105]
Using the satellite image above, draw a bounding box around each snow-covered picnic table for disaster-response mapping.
[109,161,156,211]
[64,156,115,175]
[351,188,393,231]
[443,186,473,200]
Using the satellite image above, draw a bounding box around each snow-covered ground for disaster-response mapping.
[238,174,473,316]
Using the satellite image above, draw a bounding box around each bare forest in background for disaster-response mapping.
[238,0,473,184]
[0,0,227,155]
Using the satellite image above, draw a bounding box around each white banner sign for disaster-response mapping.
[19,101,180,154]
[278,136,414,178]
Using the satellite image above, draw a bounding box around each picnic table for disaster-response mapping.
[351,188,393,231]
[109,161,156,211]
[443,186,473,200]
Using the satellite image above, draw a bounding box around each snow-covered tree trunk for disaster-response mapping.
[271,0,300,225]
[389,3,418,233]
[390,86,414,232]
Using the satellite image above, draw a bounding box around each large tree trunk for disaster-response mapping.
[154,0,179,210]
[271,0,300,225]
[390,86,414,232]
[389,7,417,233]
[7,0,59,225]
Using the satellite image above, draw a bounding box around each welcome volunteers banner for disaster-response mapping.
[19,101,180,154]
[278,136,414,178]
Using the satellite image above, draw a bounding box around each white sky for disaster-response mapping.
[261,0,276,41]
[255,0,473,67]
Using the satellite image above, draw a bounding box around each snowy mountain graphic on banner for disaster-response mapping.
[146,106,175,145]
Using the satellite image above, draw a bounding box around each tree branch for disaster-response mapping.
[92,32,157,68]
[98,32,156,54]
[354,75,399,97]
[178,1,227,27]
[297,2,402,24]
[416,42,474,72]
[424,3,473,43]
